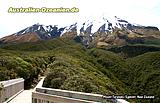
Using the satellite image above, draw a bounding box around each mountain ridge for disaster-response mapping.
[0,16,159,48]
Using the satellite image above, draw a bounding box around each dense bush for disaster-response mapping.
[0,55,48,88]
[126,52,160,103]
[43,71,67,89]
[0,37,160,102]
[107,45,160,58]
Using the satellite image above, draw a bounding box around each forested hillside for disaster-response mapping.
[0,37,160,103]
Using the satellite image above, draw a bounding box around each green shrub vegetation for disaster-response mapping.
[0,37,160,102]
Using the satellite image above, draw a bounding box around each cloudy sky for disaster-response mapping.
[0,0,160,38]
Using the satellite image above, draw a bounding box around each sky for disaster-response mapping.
[0,0,160,38]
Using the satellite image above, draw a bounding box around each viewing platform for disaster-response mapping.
[0,78,129,103]
[32,77,129,103]
[0,78,24,103]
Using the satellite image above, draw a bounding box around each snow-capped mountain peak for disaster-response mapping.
[1,16,159,44]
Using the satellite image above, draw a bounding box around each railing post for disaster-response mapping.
[0,83,4,103]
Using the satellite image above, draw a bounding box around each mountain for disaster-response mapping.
[0,23,77,43]
[0,16,160,48]
[0,16,160,103]
[77,16,160,48]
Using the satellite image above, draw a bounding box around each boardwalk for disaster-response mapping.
[7,77,45,103]
[6,77,128,103]
[8,89,33,103]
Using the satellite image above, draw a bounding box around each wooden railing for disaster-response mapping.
[0,78,24,103]
[32,78,129,103]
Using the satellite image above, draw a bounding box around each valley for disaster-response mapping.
[0,37,160,103]
[0,16,160,103]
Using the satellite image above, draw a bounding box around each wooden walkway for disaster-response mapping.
[8,89,33,103]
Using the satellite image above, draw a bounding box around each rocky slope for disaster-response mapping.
[0,16,159,48]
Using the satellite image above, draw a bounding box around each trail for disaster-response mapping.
[8,89,33,103]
